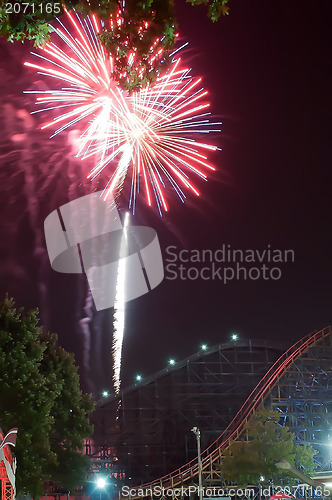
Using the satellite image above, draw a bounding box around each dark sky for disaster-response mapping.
[0,0,331,396]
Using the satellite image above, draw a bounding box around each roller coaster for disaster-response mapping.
[90,326,332,498]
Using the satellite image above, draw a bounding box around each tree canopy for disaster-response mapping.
[0,295,94,498]
[0,0,230,90]
[220,408,318,487]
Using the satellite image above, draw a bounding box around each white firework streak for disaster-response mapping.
[24,9,221,215]
[112,212,129,395]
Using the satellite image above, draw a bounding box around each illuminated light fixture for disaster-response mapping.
[231,333,238,341]
[96,477,106,489]
[201,344,208,351]
[136,374,142,381]
[169,359,175,366]
[102,390,109,397]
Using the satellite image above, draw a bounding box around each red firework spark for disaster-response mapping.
[24,8,221,215]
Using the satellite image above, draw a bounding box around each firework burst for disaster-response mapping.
[24,9,221,214]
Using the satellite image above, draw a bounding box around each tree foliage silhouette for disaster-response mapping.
[0,0,230,90]
[220,408,317,486]
[0,295,94,497]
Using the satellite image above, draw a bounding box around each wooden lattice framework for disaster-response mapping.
[90,326,332,499]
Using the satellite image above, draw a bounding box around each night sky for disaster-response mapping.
[0,0,331,396]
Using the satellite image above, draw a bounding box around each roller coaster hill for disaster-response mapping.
[88,326,332,493]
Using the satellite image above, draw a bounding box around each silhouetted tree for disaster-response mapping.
[0,295,94,497]
[220,408,317,486]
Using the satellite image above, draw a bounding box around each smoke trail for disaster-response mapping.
[112,212,129,395]
[0,40,101,394]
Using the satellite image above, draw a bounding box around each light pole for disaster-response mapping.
[95,476,107,500]
[191,426,203,500]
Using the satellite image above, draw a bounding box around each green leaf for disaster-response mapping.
[220,408,318,486]
[0,295,94,497]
